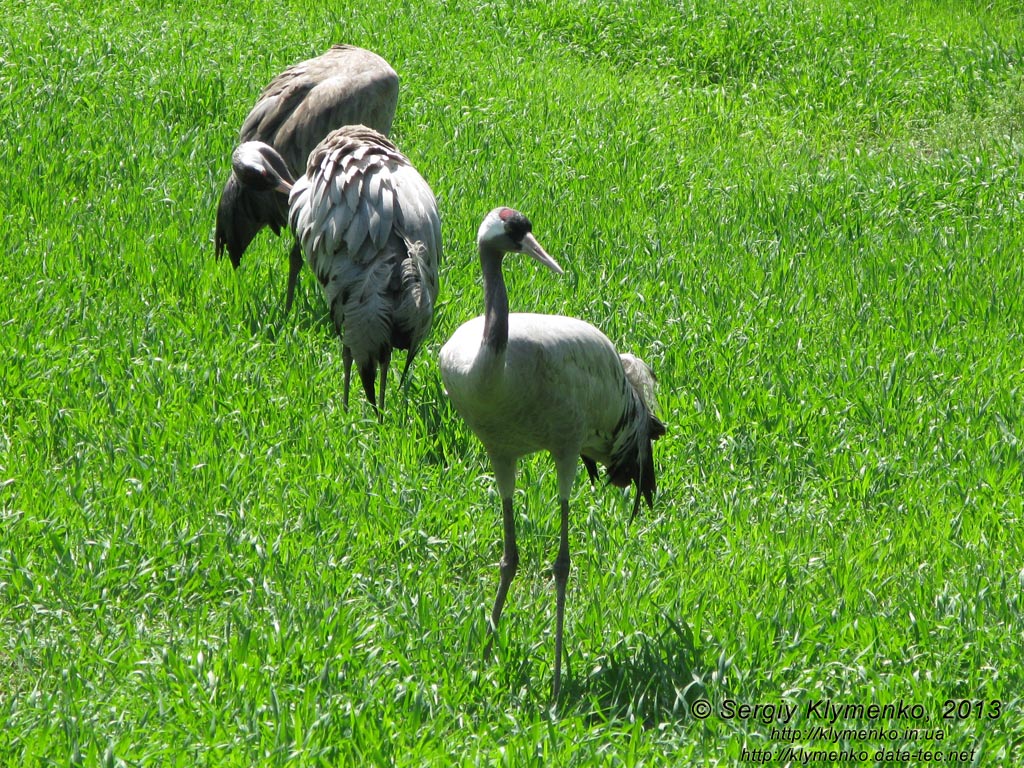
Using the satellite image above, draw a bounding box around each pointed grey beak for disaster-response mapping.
[521,232,564,275]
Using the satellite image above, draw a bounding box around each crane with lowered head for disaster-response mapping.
[215,45,400,313]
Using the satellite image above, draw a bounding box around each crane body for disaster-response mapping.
[216,45,400,312]
[230,126,440,414]
[439,207,664,701]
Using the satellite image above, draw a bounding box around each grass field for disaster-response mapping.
[2,0,1023,764]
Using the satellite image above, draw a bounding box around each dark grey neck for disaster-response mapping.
[480,248,508,353]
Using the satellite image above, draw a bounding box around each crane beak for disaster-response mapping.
[522,232,564,275]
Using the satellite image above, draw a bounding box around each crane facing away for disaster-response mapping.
[229,126,441,415]
[215,45,400,312]
[438,207,665,701]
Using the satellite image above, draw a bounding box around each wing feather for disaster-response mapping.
[283,125,439,405]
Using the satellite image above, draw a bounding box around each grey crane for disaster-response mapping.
[215,45,400,312]
[438,207,665,701]
[230,126,441,415]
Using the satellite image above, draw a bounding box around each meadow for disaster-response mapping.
[1,0,1023,764]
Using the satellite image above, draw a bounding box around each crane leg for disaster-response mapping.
[285,240,303,314]
[552,498,571,702]
[343,347,353,410]
[377,347,392,418]
[484,496,518,658]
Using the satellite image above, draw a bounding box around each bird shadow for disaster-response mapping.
[564,615,707,727]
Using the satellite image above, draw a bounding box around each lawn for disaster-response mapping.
[1,0,1022,764]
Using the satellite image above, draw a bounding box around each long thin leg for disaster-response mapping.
[484,496,518,658]
[342,346,353,410]
[377,347,392,417]
[552,497,571,702]
[285,239,303,314]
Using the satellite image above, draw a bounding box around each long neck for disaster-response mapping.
[480,247,509,353]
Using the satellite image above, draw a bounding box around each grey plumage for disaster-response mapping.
[438,207,665,702]
[215,45,399,312]
[230,126,441,415]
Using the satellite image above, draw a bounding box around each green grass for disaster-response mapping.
[2,0,1023,764]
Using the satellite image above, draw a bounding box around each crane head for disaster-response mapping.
[231,142,294,194]
[478,207,563,275]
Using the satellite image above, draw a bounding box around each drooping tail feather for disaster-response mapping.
[603,353,667,519]
[395,239,436,390]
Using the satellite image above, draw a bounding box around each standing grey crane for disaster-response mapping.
[215,45,400,312]
[438,207,666,701]
[230,126,441,415]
